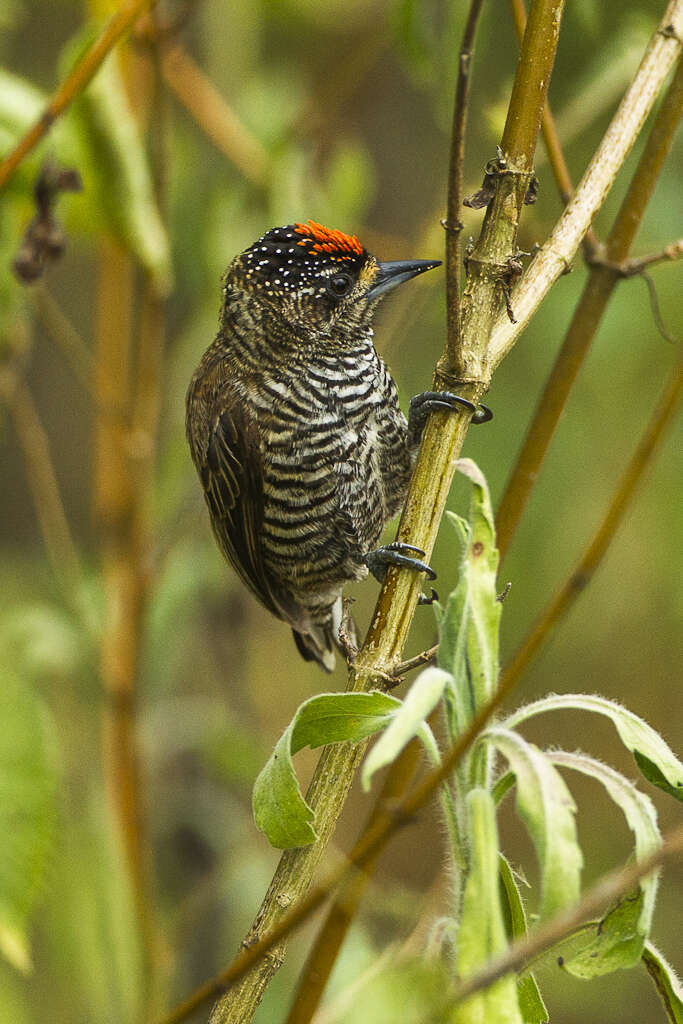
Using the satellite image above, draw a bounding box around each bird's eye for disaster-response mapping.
[327,273,354,297]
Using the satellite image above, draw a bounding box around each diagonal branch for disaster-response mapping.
[496,50,683,560]
[448,823,683,1009]
[489,1,683,369]
[501,361,682,691]
[0,0,158,189]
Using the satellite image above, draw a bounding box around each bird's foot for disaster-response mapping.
[408,391,492,446]
[363,541,437,583]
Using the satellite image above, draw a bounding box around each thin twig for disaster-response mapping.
[160,43,270,186]
[500,362,681,690]
[31,285,97,395]
[0,336,81,592]
[392,643,439,677]
[496,52,683,561]
[448,824,683,1008]
[608,238,683,276]
[443,0,486,370]
[488,2,683,369]
[0,0,158,189]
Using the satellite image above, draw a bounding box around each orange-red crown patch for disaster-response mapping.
[294,220,364,261]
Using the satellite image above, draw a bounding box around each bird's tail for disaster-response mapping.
[291,597,357,672]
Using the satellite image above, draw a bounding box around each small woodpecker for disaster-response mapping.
[186,220,489,671]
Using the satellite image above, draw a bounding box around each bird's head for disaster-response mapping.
[225,220,440,342]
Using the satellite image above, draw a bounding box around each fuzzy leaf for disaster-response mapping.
[253,691,400,848]
[0,672,59,972]
[454,789,523,1024]
[499,855,548,1023]
[437,461,501,771]
[504,694,683,803]
[642,943,683,1023]
[551,749,660,973]
[562,889,646,980]
[362,667,451,791]
[482,729,582,919]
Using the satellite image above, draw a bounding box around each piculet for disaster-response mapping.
[186,220,490,671]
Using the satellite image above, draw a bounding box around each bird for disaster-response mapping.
[186,220,490,672]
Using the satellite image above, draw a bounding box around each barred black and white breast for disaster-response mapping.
[186,221,440,671]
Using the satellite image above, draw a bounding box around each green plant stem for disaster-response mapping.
[444,0,486,368]
[500,362,681,692]
[207,4,566,1022]
[0,0,158,189]
[507,0,600,254]
[496,53,683,561]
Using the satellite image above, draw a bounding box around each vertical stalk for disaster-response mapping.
[444,0,486,370]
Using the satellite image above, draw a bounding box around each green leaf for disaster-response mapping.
[62,37,171,292]
[0,672,59,972]
[482,729,583,919]
[453,789,523,1024]
[642,943,683,1023]
[504,694,683,803]
[437,460,501,775]
[562,889,646,980]
[253,691,400,848]
[361,667,451,792]
[498,855,548,1023]
[550,749,660,974]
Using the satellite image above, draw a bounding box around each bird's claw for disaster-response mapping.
[408,391,492,446]
[363,541,438,583]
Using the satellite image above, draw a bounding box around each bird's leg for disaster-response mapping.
[407,391,492,448]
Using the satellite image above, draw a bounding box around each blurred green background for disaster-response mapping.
[0,1,681,1022]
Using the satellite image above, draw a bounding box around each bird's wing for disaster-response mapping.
[199,389,281,617]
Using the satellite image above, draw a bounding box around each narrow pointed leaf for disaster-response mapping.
[504,695,683,802]
[499,855,548,1023]
[453,789,523,1024]
[253,691,400,848]
[482,729,582,919]
[362,667,451,791]
[642,943,683,1023]
[0,672,59,972]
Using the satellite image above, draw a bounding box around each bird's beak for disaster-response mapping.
[368,259,441,300]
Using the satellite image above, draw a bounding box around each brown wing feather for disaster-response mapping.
[194,383,280,617]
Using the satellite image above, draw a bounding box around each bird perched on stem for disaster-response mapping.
[187,220,490,671]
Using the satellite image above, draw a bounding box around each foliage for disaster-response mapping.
[0,1,680,1023]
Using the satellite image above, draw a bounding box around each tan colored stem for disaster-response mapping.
[0,0,158,189]
[496,54,683,560]
[489,2,683,369]
[161,44,269,186]
[500,363,681,690]
[0,349,81,591]
[284,741,422,1024]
